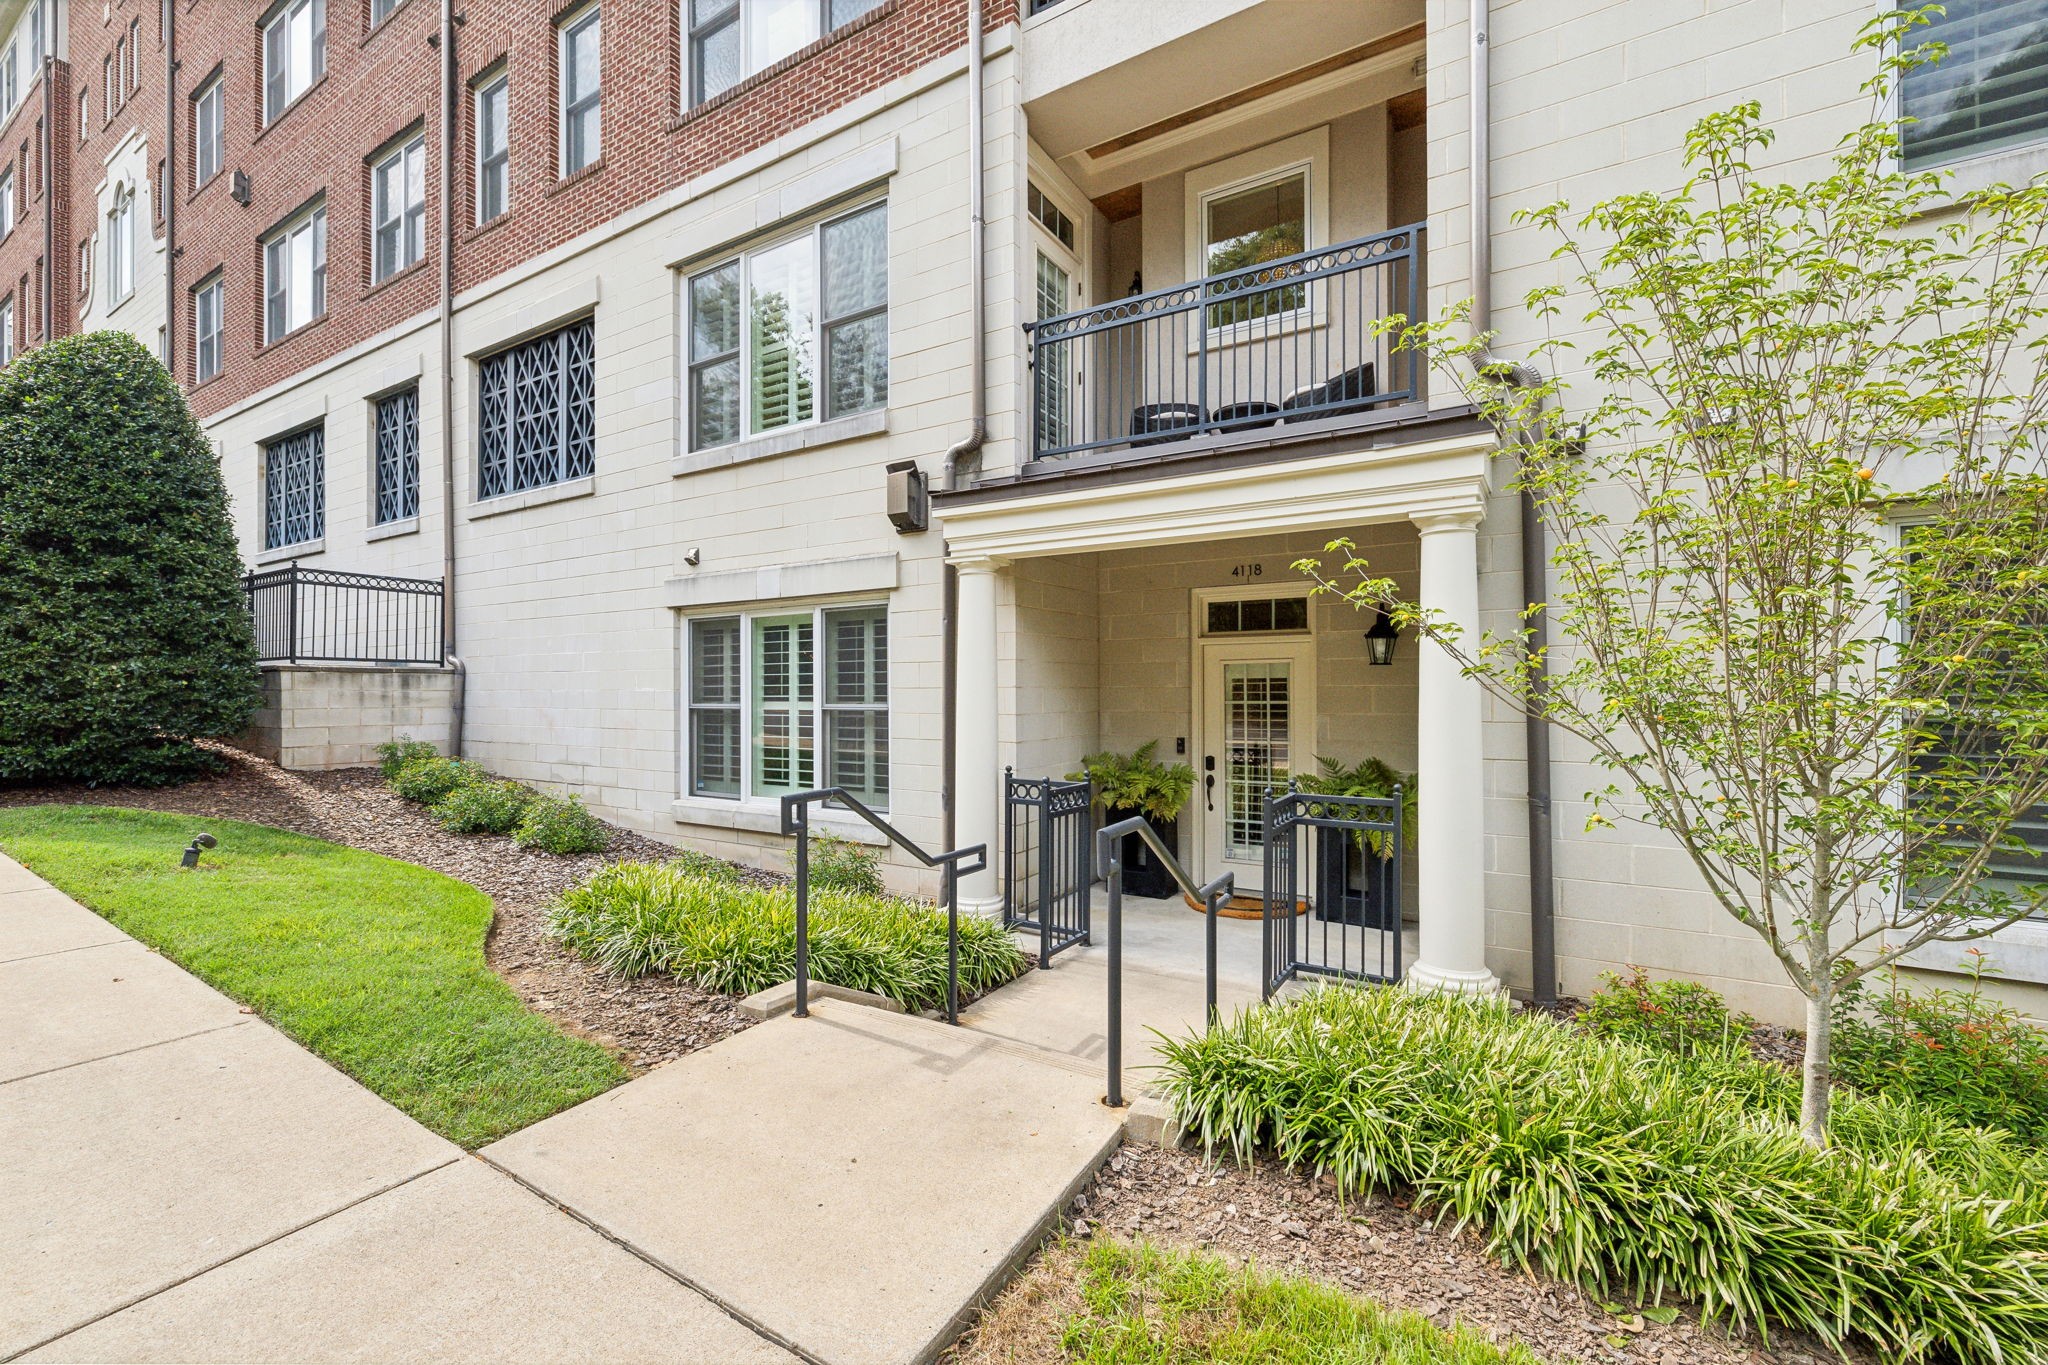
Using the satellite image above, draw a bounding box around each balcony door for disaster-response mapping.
[1029,179,1084,457]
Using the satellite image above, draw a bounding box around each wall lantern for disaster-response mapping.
[1364,610,1400,667]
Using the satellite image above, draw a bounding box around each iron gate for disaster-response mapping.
[1263,788,1404,994]
[1003,770,1093,964]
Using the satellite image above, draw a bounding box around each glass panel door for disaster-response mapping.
[1201,639,1314,889]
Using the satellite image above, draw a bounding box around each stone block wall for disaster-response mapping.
[241,663,457,772]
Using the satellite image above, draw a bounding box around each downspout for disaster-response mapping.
[940,0,985,852]
[437,0,466,756]
[164,0,177,377]
[39,53,52,341]
[1469,0,1557,1005]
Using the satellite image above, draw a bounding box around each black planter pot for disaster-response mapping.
[1105,805,1181,899]
[1312,825,1396,929]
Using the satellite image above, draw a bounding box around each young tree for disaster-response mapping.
[0,332,262,786]
[1303,13,2048,1143]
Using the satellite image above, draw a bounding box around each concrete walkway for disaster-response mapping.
[0,853,1130,1365]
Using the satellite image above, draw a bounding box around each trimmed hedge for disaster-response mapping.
[389,756,483,806]
[0,333,262,785]
[430,778,534,835]
[548,860,1026,1012]
[1158,987,2048,1364]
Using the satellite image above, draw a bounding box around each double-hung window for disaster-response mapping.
[685,0,883,107]
[687,605,889,806]
[374,386,420,524]
[28,1,43,70]
[476,316,595,498]
[0,169,13,240]
[687,201,887,450]
[263,424,325,551]
[193,275,223,383]
[371,134,426,282]
[372,0,402,24]
[263,0,325,124]
[1901,1,2048,169]
[559,6,601,176]
[193,78,225,186]
[0,296,14,366]
[105,189,135,308]
[264,203,326,342]
[475,72,509,224]
[1,43,16,115]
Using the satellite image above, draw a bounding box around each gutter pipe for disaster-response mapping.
[438,0,466,755]
[164,0,176,376]
[39,50,52,341]
[941,0,985,853]
[1470,0,1557,1005]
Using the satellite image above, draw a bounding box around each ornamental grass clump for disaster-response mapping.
[1157,987,2048,1364]
[547,859,1026,1012]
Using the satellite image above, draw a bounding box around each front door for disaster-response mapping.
[1199,639,1315,892]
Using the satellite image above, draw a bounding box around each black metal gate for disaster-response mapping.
[1003,770,1093,964]
[1263,788,1404,994]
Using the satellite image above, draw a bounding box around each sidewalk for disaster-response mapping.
[0,853,793,1365]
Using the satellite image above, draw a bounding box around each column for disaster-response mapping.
[1406,509,1501,994]
[953,556,1002,910]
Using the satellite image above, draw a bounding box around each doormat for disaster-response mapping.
[1182,891,1309,920]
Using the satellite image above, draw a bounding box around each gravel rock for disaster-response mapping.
[0,743,756,1073]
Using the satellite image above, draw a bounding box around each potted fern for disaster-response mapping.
[1067,741,1195,899]
[1295,756,1416,929]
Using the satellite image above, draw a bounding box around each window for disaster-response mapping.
[1027,183,1074,251]
[127,21,140,96]
[372,0,402,24]
[371,134,426,282]
[1205,595,1310,634]
[263,0,326,123]
[0,296,13,366]
[28,1,43,71]
[264,203,327,341]
[193,78,225,186]
[1901,2,2048,168]
[1202,169,1307,325]
[686,0,882,107]
[2,43,15,115]
[105,189,135,308]
[192,276,223,383]
[687,201,886,450]
[559,6,600,175]
[475,72,508,224]
[687,605,888,805]
[477,316,595,498]
[262,424,325,551]
[0,169,13,240]
[374,386,420,524]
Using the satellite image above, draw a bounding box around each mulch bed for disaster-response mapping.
[0,744,755,1072]
[954,1141,1864,1365]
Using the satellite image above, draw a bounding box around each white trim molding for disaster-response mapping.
[662,552,900,610]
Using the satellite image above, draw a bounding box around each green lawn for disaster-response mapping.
[0,805,624,1146]
[1053,1240,1539,1364]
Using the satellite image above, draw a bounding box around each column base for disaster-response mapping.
[957,893,1006,920]
[1405,961,1504,996]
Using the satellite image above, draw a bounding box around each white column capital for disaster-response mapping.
[950,554,1009,576]
[1409,507,1487,536]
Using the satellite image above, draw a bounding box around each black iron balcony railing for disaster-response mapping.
[243,565,446,666]
[1024,222,1425,464]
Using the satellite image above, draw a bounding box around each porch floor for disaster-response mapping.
[960,893,1418,1099]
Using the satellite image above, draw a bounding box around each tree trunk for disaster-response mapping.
[1800,987,1832,1146]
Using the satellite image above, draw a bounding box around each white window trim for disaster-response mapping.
[684,197,889,453]
[684,0,881,109]
[371,133,427,283]
[1181,127,1330,350]
[0,296,15,366]
[263,201,327,343]
[193,77,225,188]
[262,0,326,126]
[192,274,224,384]
[683,602,891,812]
[557,4,601,177]
[474,70,509,225]
[104,187,135,310]
[0,169,13,241]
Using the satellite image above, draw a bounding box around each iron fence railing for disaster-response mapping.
[1002,770,1093,965]
[1024,223,1425,463]
[243,565,446,666]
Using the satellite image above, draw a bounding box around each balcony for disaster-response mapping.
[1023,223,1424,471]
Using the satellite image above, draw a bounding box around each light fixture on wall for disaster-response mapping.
[1364,610,1400,667]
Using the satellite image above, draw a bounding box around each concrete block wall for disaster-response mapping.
[243,664,457,772]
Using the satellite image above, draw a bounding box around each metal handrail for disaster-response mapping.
[778,788,989,1025]
[1096,814,1233,1109]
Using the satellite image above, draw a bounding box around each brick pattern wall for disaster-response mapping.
[0,56,67,354]
[30,0,1012,415]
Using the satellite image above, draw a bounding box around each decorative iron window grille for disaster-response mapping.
[263,424,325,551]
[374,387,420,524]
[477,317,596,498]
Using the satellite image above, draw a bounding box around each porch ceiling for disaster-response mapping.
[936,429,1496,563]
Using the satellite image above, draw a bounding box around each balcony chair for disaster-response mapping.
[1128,402,1204,447]
[1278,362,1378,422]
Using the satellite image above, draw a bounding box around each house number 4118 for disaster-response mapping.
[1230,563,1264,579]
